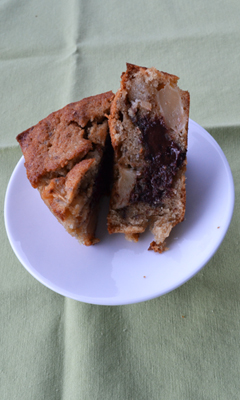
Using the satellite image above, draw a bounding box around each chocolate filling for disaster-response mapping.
[130,117,186,206]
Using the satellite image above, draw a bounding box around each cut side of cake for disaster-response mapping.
[17,91,114,246]
[107,64,190,252]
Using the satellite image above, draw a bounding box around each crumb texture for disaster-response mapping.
[107,64,190,252]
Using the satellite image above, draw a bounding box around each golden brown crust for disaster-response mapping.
[17,91,114,188]
[17,91,115,246]
[107,64,189,252]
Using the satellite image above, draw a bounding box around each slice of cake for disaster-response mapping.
[17,91,114,246]
[107,64,190,252]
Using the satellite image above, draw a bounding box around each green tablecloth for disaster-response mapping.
[1,1,240,399]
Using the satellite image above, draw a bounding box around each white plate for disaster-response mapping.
[4,120,234,305]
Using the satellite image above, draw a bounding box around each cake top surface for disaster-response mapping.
[16,91,114,187]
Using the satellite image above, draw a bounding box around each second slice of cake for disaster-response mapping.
[17,91,114,246]
[107,64,190,252]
